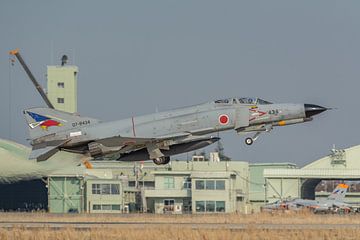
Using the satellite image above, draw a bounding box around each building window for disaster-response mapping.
[195,201,205,212]
[216,180,225,190]
[216,201,225,212]
[205,180,215,190]
[57,82,65,88]
[92,204,121,211]
[101,184,111,194]
[92,184,101,194]
[164,176,175,189]
[196,180,225,190]
[111,184,120,194]
[164,199,175,212]
[183,177,191,189]
[92,183,120,195]
[93,204,101,210]
[102,205,112,211]
[206,201,215,212]
[196,201,226,212]
[112,205,121,210]
[57,98,64,104]
[195,180,205,190]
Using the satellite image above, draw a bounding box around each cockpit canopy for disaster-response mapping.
[214,97,272,105]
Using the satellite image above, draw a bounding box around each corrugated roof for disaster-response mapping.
[264,168,360,179]
[0,138,30,160]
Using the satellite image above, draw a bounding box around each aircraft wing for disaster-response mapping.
[93,132,192,157]
[95,132,191,147]
[30,132,193,162]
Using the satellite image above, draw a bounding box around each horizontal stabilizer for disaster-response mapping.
[29,140,69,162]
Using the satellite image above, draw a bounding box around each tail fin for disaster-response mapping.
[23,107,100,140]
[327,183,348,201]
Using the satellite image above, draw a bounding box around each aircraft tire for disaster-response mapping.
[245,138,253,145]
[164,156,170,164]
[153,156,170,165]
[153,158,164,165]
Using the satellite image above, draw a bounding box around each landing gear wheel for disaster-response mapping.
[153,156,170,165]
[245,138,253,145]
[164,156,170,164]
[153,158,164,165]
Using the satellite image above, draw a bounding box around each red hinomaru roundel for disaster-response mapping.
[218,114,229,125]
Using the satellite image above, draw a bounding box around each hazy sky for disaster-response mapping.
[1,1,359,166]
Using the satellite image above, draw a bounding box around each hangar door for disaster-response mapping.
[48,176,84,213]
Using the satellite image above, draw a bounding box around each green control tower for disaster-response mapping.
[47,55,78,113]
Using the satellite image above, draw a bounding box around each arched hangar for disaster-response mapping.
[264,145,360,202]
[0,139,47,210]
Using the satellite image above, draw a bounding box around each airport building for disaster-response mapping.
[45,159,250,214]
[47,64,78,113]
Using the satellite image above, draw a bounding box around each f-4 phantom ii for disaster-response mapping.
[24,97,328,164]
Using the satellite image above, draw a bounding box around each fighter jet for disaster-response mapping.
[23,97,328,164]
[260,200,289,212]
[296,183,351,213]
[262,184,350,213]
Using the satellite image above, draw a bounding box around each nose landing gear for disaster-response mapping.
[245,131,261,145]
[245,137,254,145]
[245,125,272,145]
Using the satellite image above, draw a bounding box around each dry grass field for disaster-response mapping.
[1,227,360,240]
[1,210,360,224]
[1,211,360,240]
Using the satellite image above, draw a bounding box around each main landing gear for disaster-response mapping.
[153,156,170,165]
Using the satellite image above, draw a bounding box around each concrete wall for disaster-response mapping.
[85,179,123,213]
[154,173,188,191]
[47,65,78,113]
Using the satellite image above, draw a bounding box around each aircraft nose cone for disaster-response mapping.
[304,104,328,118]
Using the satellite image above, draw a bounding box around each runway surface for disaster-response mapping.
[1,221,359,230]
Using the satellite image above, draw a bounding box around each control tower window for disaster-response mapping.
[57,98,64,104]
[57,82,65,88]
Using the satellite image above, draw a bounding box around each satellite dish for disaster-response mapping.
[61,55,68,66]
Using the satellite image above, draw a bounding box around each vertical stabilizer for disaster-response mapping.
[327,183,348,201]
[23,107,100,140]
